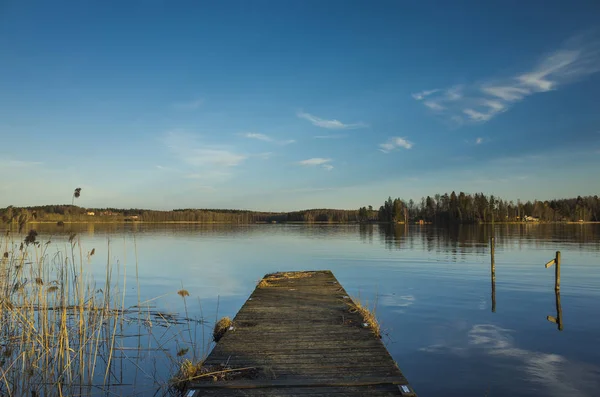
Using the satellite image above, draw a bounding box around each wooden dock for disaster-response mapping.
[186,270,416,396]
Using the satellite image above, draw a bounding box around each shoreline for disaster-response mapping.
[23,220,600,225]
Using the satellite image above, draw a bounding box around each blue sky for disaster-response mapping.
[1,1,599,211]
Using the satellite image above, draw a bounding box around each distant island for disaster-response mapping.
[1,192,598,228]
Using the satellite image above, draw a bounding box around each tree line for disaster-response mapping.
[0,205,362,225]
[366,192,600,224]
[1,192,599,227]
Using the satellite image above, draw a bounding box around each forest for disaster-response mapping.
[1,192,599,227]
[365,192,600,224]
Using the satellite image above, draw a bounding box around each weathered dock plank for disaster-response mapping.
[187,270,416,396]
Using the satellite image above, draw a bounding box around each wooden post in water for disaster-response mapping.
[555,251,561,292]
[545,251,563,331]
[490,237,496,313]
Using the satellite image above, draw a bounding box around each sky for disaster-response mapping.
[1,0,599,211]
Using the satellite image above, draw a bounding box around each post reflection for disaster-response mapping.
[547,290,564,331]
[491,236,496,313]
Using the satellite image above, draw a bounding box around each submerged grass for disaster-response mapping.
[0,229,210,396]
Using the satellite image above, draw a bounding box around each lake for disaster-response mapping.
[15,223,600,396]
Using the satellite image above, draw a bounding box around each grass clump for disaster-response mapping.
[257,278,271,288]
[347,297,381,338]
[213,316,232,342]
[170,360,257,392]
[258,271,313,288]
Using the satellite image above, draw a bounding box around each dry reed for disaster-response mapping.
[257,271,313,288]
[347,297,381,338]
[0,228,208,396]
[213,316,232,342]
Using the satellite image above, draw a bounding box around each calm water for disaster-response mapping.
[25,223,600,396]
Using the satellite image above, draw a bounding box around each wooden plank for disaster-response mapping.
[189,384,405,396]
[190,377,408,389]
[187,270,416,396]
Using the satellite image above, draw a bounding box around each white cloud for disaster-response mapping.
[241,132,272,142]
[0,159,42,168]
[172,98,204,110]
[297,157,335,171]
[184,148,246,167]
[517,49,582,92]
[297,158,332,166]
[445,86,463,101]
[165,131,247,183]
[412,89,440,100]
[413,33,600,123]
[239,133,295,145]
[297,111,367,129]
[279,139,296,146]
[379,137,414,153]
[314,134,347,139]
[476,137,484,145]
[155,165,178,171]
[463,108,492,122]
[482,86,530,101]
[424,101,445,110]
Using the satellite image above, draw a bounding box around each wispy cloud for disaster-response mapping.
[240,133,272,142]
[256,152,273,160]
[165,131,247,183]
[172,98,204,110]
[413,33,600,123]
[476,137,484,145]
[412,89,440,100]
[239,133,296,145]
[298,158,331,166]
[155,165,179,171]
[0,159,42,168]
[379,137,414,153]
[424,101,445,111]
[297,157,334,170]
[297,111,367,129]
[314,134,347,139]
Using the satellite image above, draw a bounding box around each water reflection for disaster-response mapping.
[547,290,564,331]
[0,222,598,396]
[378,223,600,255]
[491,236,496,313]
[13,222,600,253]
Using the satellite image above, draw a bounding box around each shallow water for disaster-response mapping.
[20,223,600,396]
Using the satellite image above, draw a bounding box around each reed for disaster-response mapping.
[346,296,381,338]
[0,229,207,396]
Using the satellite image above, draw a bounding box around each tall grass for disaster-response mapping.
[0,229,208,396]
[347,296,381,338]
